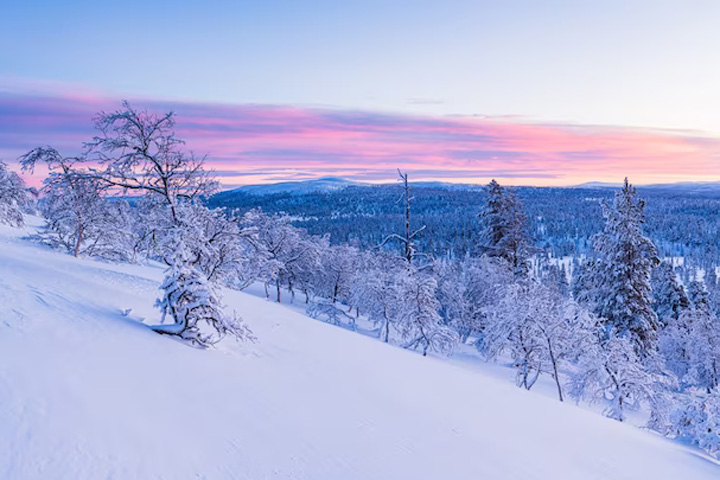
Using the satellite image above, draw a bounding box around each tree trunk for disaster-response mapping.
[74,225,84,258]
[276,273,282,303]
[546,336,564,402]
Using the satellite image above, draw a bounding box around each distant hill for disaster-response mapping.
[571,181,624,189]
[224,178,487,197]
[574,181,720,193]
[221,177,720,199]
[230,177,360,195]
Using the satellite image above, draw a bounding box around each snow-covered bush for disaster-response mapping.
[0,161,30,227]
[307,300,356,330]
[482,280,596,400]
[153,239,254,348]
[570,334,670,422]
[660,281,720,392]
[436,256,513,344]
[670,388,720,457]
[20,147,134,259]
[350,251,405,342]
[397,268,458,356]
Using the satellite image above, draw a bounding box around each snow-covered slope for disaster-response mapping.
[0,221,718,480]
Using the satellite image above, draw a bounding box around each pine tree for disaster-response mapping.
[479,179,506,254]
[651,261,689,327]
[578,178,660,355]
[153,237,253,347]
[479,180,531,276]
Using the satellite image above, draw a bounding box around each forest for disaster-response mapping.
[2,102,719,459]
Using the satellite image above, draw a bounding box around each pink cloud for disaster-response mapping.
[2,90,720,188]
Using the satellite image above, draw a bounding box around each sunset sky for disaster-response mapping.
[2,0,720,187]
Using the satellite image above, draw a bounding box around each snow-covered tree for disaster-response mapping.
[396,268,458,356]
[0,161,30,227]
[478,179,531,276]
[20,148,132,259]
[483,280,595,400]
[86,101,217,222]
[435,256,513,344]
[662,281,720,392]
[249,212,321,303]
[315,243,360,305]
[153,236,254,348]
[351,251,405,342]
[575,178,660,355]
[570,334,669,422]
[378,170,427,265]
[670,387,720,458]
[651,261,689,327]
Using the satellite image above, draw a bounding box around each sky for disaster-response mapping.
[2,0,720,187]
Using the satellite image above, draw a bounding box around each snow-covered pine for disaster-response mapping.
[651,261,689,327]
[153,236,254,348]
[478,179,532,276]
[479,179,506,255]
[0,161,29,227]
[576,178,660,355]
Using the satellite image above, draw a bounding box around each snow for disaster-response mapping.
[1,219,719,479]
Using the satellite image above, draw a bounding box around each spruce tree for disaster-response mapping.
[479,180,531,276]
[580,178,660,355]
[651,261,689,327]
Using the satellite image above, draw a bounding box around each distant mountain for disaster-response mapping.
[571,181,624,189]
[572,180,720,194]
[231,177,360,195]
[223,178,488,196]
[225,178,720,197]
[641,181,720,194]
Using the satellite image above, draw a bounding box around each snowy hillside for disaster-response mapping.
[229,177,360,195]
[1,221,718,480]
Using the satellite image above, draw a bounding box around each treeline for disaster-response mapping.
[210,181,720,273]
[1,103,718,458]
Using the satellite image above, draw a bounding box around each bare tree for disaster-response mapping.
[378,169,427,264]
[86,101,218,223]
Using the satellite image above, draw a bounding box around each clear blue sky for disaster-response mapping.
[2,0,719,133]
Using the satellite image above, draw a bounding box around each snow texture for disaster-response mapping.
[0,218,718,479]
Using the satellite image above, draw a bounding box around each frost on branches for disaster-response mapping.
[482,280,595,401]
[575,178,659,356]
[19,147,133,259]
[397,268,458,356]
[670,387,720,457]
[570,334,670,423]
[0,161,30,227]
[479,179,532,277]
[153,236,254,348]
